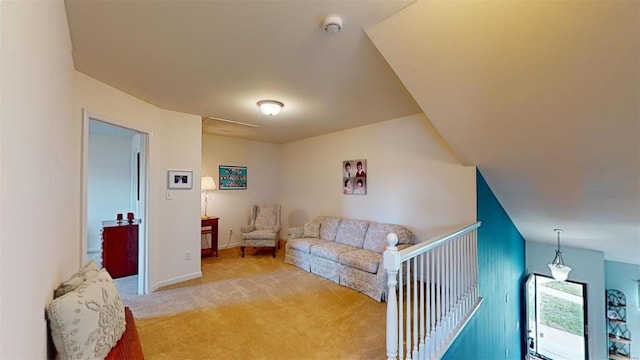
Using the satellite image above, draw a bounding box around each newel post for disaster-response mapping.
[384,233,400,360]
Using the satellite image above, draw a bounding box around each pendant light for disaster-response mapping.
[547,229,572,281]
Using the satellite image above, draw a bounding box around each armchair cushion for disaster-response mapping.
[302,222,320,238]
[242,229,278,240]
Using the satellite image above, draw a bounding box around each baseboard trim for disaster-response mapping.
[150,271,202,292]
[218,242,241,250]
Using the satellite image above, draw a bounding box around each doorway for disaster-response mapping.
[81,111,148,295]
[525,273,588,360]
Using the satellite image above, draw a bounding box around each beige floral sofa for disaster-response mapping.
[285,216,414,302]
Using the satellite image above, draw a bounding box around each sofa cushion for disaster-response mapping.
[302,222,320,238]
[310,242,358,262]
[339,249,381,274]
[363,223,414,253]
[334,219,369,248]
[313,216,342,241]
[48,269,126,360]
[54,261,101,298]
[287,238,327,253]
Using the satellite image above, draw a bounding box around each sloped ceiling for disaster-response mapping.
[368,0,639,264]
[65,0,639,264]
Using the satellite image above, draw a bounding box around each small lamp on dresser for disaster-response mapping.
[201,176,216,219]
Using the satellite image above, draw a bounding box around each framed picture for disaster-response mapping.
[343,159,366,195]
[167,170,193,189]
[219,165,247,190]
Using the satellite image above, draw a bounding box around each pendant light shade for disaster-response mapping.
[547,229,572,281]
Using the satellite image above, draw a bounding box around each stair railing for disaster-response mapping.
[384,222,483,360]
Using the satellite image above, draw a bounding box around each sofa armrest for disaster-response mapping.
[240,225,255,233]
[288,227,304,239]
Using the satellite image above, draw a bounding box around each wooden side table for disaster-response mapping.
[201,217,219,257]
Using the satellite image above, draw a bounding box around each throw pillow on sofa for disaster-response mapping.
[302,222,320,238]
[47,269,126,360]
[54,260,100,298]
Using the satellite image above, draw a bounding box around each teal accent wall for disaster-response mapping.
[443,170,526,360]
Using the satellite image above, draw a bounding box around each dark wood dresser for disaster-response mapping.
[102,220,139,279]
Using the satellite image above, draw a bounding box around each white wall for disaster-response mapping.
[526,241,606,360]
[73,72,202,291]
[0,1,77,357]
[202,114,475,248]
[201,134,281,249]
[87,133,134,252]
[280,113,476,241]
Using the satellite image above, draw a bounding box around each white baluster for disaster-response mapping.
[399,253,404,360]
[384,233,399,360]
[419,253,425,360]
[429,249,435,358]
[406,258,412,360]
[413,256,418,359]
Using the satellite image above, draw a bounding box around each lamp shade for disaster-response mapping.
[201,176,216,191]
[548,263,572,281]
[257,100,283,116]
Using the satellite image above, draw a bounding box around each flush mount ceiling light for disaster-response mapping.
[547,229,572,281]
[257,100,284,116]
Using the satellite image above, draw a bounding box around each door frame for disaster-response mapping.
[524,272,589,360]
[80,109,150,294]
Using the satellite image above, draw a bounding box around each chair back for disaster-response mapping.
[252,204,281,231]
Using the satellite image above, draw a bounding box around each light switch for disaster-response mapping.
[165,190,173,200]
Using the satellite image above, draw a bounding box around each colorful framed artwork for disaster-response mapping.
[219,165,247,190]
[343,159,366,195]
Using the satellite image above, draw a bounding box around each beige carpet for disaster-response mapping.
[121,247,387,359]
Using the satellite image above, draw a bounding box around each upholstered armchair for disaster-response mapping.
[240,204,281,257]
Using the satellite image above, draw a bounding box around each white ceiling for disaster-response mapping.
[65,0,639,264]
[65,0,421,143]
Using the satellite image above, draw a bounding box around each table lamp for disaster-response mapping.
[201,176,216,218]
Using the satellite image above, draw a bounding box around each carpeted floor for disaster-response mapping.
[121,246,387,359]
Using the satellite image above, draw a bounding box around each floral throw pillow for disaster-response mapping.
[302,222,321,238]
[54,260,101,298]
[48,269,125,360]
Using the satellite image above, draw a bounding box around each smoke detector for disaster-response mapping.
[323,16,343,34]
